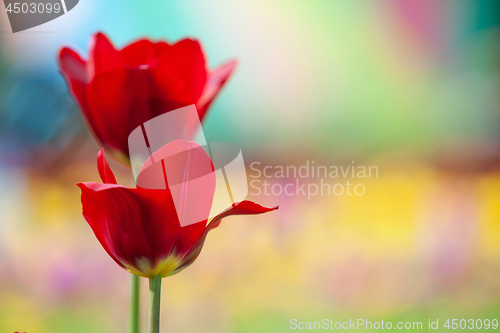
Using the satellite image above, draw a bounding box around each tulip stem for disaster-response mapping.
[149,274,162,333]
[128,274,141,333]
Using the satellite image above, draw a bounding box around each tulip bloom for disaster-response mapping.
[78,143,277,278]
[58,32,236,164]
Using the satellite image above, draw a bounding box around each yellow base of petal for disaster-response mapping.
[124,256,182,278]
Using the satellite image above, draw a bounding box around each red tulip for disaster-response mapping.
[58,32,236,164]
[78,143,277,278]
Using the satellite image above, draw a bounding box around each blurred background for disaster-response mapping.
[1,0,500,332]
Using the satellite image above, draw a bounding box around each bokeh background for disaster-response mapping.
[1,0,500,332]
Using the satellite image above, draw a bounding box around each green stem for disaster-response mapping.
[128,274,141,333]
[149,274,162,333]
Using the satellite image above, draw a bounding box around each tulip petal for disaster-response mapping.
[78,182,181,276]
[137,140,215,240]
[197,60,237,120]
[97,149,117,184]
[208,200,278,231]
[131,139,216,274]
[58,47,111,153]
[121,39,157,67]
[154,41,170,57]
[87,32,124,80]
[156,39,207,102]
[58,47,88,84]
[170,201,278,275]
[58,47,89,110]
[172,221,207,259]
[85,68,191,157]
[121,39,172,67]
